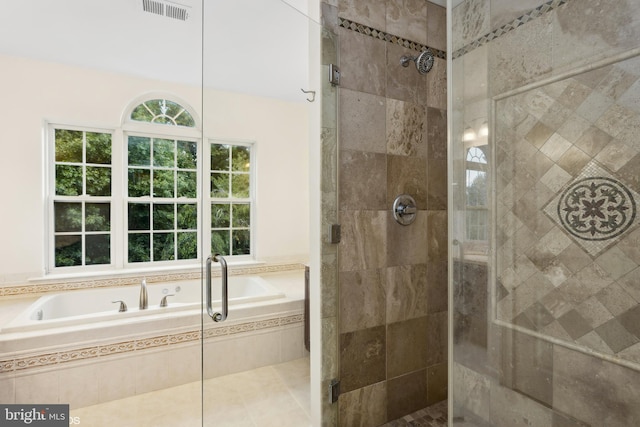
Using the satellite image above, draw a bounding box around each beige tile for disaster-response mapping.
[387,317,428,378]
[386,98,427,156]
[339,150,387,210]
[387,369,428,421]
[338,0,386,30]
[340,269,386,333]
[387,211,428,267]
[339,88,386,153]
[59,364,100,409]
[339,326,386,392]
[338,381,387,426]
[552,0,640,74]
[15,370,59,404]
[337,27,386,96]
[387,154,428,208]
[386,264,428,323]
[452,0,490,52]
[339,210,387,271]
[0,375,15,403]
[427,2,446,52]
[426,57,447,110]
[489,383,552,427]
[387,0,427,45]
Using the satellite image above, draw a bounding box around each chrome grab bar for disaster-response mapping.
[206,254,228,322]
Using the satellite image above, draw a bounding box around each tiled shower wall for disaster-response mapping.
[453,0,640,426]
[321,1,448,425]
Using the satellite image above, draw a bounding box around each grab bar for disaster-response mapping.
[206,254,228,322]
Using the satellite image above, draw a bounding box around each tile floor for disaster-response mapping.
[71,357,447,427]
[70,357,311,427]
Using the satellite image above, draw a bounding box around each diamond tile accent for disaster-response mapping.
[338,17,446,59]
[453,0,570,59]
[543,161,640,257]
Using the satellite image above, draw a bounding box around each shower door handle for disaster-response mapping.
[206,254,228,322]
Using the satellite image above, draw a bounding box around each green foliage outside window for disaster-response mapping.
[53,129,112,267]
[210,142,251,257]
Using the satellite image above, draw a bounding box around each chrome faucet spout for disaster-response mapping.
[140,279,148,310]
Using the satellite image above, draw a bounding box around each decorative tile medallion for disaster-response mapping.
[544,161,640,257]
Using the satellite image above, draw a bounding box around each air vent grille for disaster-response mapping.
[142,0,189,21]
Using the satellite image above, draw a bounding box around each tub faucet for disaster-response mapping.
[139,279,148,310]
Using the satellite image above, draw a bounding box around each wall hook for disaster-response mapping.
[301,88,316,102]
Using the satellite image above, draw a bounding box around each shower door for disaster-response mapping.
[201,1,323,425]
[450,0,640,426]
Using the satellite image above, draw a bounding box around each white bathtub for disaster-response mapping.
[2,275,286,334]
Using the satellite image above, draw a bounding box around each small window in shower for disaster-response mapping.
[51,127,113,267]
[210,141,253,257]
[465,146,488,243]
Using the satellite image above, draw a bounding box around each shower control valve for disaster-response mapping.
[393,194,418,226]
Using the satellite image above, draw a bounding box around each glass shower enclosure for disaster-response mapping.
[450,0,640,425]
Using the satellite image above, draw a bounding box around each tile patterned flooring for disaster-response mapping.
[71,357,311,427]
[381,400,448,427]
[71,357,447,426]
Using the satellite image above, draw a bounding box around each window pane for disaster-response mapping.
[128,233,150,263]
[211,173,229,197]
[86,166,111,196]
[153,139,175,167]
[85,234,110,265]
[211,230,230,255]
[232,146,250,172]
[55,129,83,163]
[154,233,175,261]
[128,203,150,230]
[175,111,195,127]
[55,202,82,232]
[55,235,82,266]
[233,203,250,227]
[211,204,230,228]
[177,141,197,169]
[178,204,197,229]
[232,230,250,255]
[211,144,229,171]
[56,164,83,196]
[86,132,111,165]
[153,116,174,125]
[85,203,110,232]
[153,204,174,230]
[128,136,151,166]
[231,173,249,198]
[153,170,175,198]
[128,168,151,197]
[177,171,197,198]
[131,104,154,122]
[177,232,197,259]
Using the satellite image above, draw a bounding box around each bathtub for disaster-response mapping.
[2,275,286,334]
[0,268,307,408]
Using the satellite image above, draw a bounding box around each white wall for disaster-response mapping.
[0,54,309,285]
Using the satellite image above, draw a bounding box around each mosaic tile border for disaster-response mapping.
[452,0,570,59]
[0,263,305,298]
[0,314,303,374]
[338,17,446,60]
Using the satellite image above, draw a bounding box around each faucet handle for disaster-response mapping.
[160,294,175,307]
[112,300,127,312]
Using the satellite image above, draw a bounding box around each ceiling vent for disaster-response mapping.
[142,0,190,21]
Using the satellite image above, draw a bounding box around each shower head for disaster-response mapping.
[400,49,435,75]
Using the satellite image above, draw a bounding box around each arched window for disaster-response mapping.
[130,98,196,127]
[465,146,488,241]
[48,95,253,272]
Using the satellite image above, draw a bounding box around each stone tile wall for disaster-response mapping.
[321,1,448,425]
[452,0,640,426]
